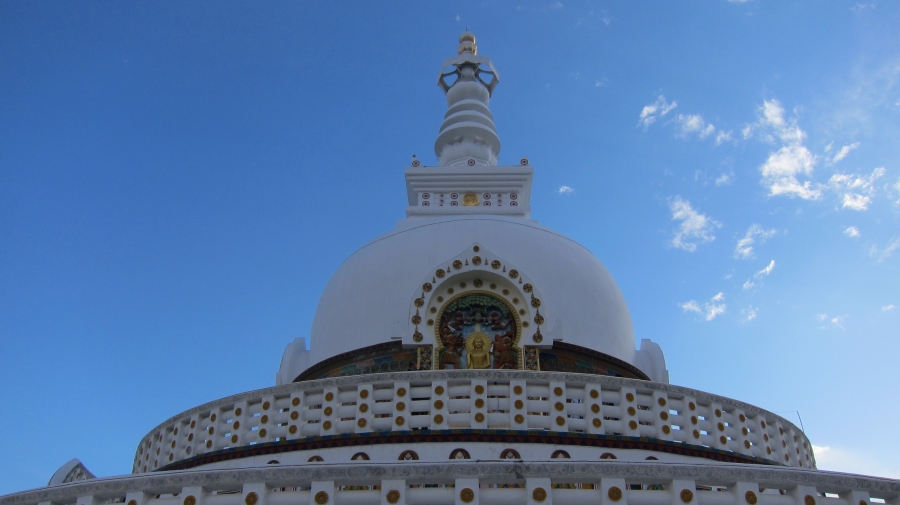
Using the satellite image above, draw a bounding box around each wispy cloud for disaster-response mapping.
[557,185,574,195]
[814,444,900,479]
[638,96,677,129]
[828,167,885,211]
[755,259,775,277]
[742,280,755,290]
[715,130,733,145]
[668,197,721,252]
[742,306,757,321]
[831,142,860,163]
[883,304,895,312]
[748,100,822,200]
[734,224,777,259]
[680,292,727,321]
[870,237,900,262]
[675,114,716,139]
[844,226,860,238]
[548,1,563,10]
[715,173,734,186]
[817,313,846,330]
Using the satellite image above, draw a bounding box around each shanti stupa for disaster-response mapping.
[5,31,899,505]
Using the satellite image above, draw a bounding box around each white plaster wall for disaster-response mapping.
[308,215,636,371]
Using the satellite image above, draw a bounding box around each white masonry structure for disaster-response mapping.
[4,31,899,505]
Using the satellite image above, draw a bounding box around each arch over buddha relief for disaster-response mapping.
[407,243,550,370]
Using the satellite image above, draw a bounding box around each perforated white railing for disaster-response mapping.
[133,371,814,473]
[5,462,899,505]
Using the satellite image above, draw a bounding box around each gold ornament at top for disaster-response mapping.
[465,331,492,369]
[462,193,479,206]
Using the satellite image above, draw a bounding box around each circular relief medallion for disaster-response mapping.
[436,269,446,278]
[434,414,444,424]
[590,389,599,399]
[450,193,459,199]
[554,402,564,411]
[513,385,523,395]
[593,418,602,428]
[467,159,476,166]
[395,416,405,426]
[591,404,600,413]
[627,407,636,416]
[533,488,547,502]
[292,397,300,406]
[472,257,482,267]
[460,488,475,503]
[663,425,671,434]
[397,387,407,397]
[744,440,752,449]
[490,260,501,269]
[515,414,525,424]
[689,401,696,410]
[322,421,331,430]
[608,486,623,502]
[423,282,433,292]
[625,393,635,402]
[434,400,444,409]
[628,420,638,430]
[360,389,370,399]
[534,314,544,325]
[474,385,485,394]
[357,418,367,428]
[515,399,524,409]
[453,260,463,270]
[315,491,329,505]
[681,490,694,503]
[522,283,533,293]
[289,425,297,434]
[660,412,669,420]
[719,436,728,445]
[473,279,483,288]
[414,297,424,307]
[413,331,423,342]
[805,496,816,505]
[263,401,271,410]
[658,397,667,406]
[556,416,565,426]
[322,408,331,417]
[475,413,485,422]
[386,490,401,504]
[259,429,267,437]
[245,492,259,505]
[435,385,445,395]
[462,193,479,206]
[359,403,368,413]
[745,491,758,505]
[715,408,722,417]
[290,411,299,420]
[396,402,405,411]
[508,269,519,279]
[184,496,197,505]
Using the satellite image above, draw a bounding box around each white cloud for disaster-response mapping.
[824,141,833,153]
[734,224,777,259]
[715,130,733,145]
[817,313,846,329]
[742,306,757,321]
[870,237,900,262]
[548,1,563,10]
[742,280,755,290]
[557,185,574,194]
[668,197,721,252]
[456,14,461,21]
[844,226,860,238]
[680,293,727,321]
[883,304,895,312]
[638,96,677,129]
[675,114,716,139]
[714,173,733,186]
[755,259,776,277]
[831,142,860,163]
[813,444,900,479]
[829,167,885,211]
[750,100,822,200]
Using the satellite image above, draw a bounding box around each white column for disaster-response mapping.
[509,379,528,430]
[232,401,249,447]
[733,409,752,457]
[310,481,334,505]
[600,478,627,505]
[549,381,568,432]
[586,384,604,435]
[393,381,411,431]
[471,379,488,429]
[710,402,729,451]
[431,380,449,430]
[620,387,639,437]
[288,391,303,439]
[682,396,700,445]
[526,477,552,505]
[319,388,339,436]
[790,485,819,505]
[381,480,407,505]
[258,395,276,442]
[356,383,374,433]
[650,391,671,441]
[455,478,480,505]
[243,483,267,505]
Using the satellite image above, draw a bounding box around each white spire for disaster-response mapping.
[434,32,501,167]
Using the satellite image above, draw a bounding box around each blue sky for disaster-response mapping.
[1,1,899,494]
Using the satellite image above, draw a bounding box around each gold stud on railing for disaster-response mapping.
[680,489,694,503]
[608,486,623,501]
[532,488,547,502]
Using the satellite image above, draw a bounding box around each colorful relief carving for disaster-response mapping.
[436,292,519,369]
